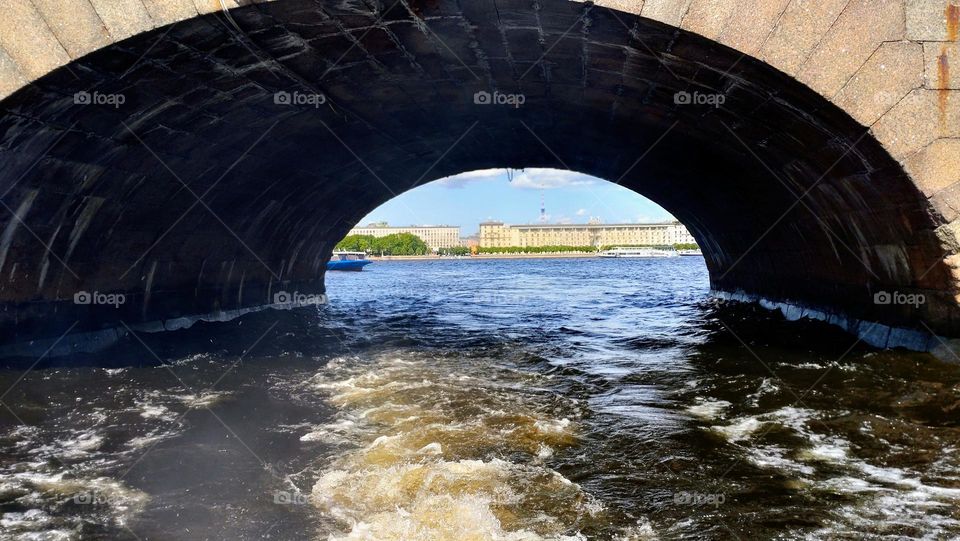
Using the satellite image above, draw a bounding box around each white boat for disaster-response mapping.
[678,249,703,256]
[598,247,679,258]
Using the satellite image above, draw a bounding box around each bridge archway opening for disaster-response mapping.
[0,1,955,356]
[336,167,699,253]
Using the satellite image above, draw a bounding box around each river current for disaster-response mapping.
[1,257,959,540]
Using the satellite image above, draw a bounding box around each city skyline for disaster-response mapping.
[355,168,676,236]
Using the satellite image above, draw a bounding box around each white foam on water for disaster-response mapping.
[617,518,659,540]
[745,378,780,406]
[791,362,827,370]
[137,403,169,419]
[0,510,75,541]
[767,406,815,428]
[317,457,559,538]
[52,430,104,458]
[798,442,848,463]
[175,391,230,408]
[684,399,731,420]
[533,418,573,434]
[169,352,209,366]
[417,442,443,455]
[711,417,762,442]
[746,446,815,476]
[308,351,636,540]
[300,419,359,443]
[717,404,960,537]
[0,469,148,538]
[1,509,53,529]
[131,392,178,421]
[125,433,167,449]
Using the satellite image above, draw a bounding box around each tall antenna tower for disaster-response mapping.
[539,188,546,223]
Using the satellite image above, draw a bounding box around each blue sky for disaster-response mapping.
[356,168,675,236]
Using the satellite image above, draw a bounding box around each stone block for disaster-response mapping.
[834,41,924,126]
[640,0,693,26]
[30,0,112,58]
[906,0,960,41]
[592,0,644,16]
[799,0,905,97]
[0,47,28,101]
[89,0,156,41]
[142,0,198,25]
[904,138,960,196]
[931,190,960,223]
[759,0,848,76]
[680,0,737,40]
[872,89,960,159]
[717,0,792,56]
[924,41,960,89]
[193,0,241,15]
[0,0,71,79]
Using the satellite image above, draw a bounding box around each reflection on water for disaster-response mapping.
[1,257,958,540]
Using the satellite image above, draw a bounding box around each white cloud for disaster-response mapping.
[434,168,504,189]
[433,168,599,190]
[575,208,587,216]
[509,168,598,190]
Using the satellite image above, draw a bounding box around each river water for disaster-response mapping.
[1,257,959,540]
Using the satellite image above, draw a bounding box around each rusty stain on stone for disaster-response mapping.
[946,3,959,41]
[939,50,950,129]
[938,3,958,129]
[939,51,950,88]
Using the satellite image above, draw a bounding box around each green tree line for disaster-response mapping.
[335,236,699,256]
[335,233,429,255]
[438,246,470,256]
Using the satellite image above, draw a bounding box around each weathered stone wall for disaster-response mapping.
[4,1,956,197]
[0,0,958,355]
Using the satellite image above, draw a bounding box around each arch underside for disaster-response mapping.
[0,0,955,354]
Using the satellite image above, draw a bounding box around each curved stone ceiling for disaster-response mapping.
[0,0,958,355]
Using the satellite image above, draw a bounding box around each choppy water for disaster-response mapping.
[1,257,959,540]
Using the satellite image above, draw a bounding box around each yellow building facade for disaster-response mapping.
[349,223,461,251]
[478,221,696,248]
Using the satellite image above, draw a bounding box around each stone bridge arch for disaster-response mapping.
[0,0,958,355]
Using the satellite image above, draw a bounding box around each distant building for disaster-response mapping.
[460,235,479,248]
[478,220,696,248]
[349,222,461,251]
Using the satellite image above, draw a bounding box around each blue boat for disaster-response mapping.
[327,251,373,271]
